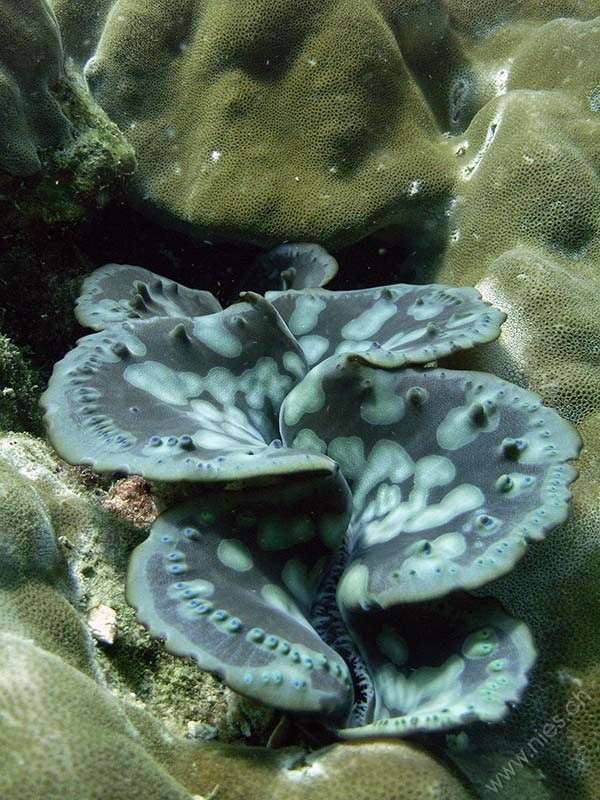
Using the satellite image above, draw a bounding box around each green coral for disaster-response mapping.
[419,15,600,796]
[46,1,600,248]
[49,0,455,246]
[0,455,93,673]
[0,67,136,230]
[0,0,68,176]
[0,635,194,800]
[0,0,135,231]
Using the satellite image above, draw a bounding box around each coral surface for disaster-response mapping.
[0,0,135,231]
[0,0,68,176]
[46,2,600,248]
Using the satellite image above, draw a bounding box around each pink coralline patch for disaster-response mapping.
[103,476,159,528]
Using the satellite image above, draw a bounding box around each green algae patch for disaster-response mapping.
[0,334,42,434]
[0,67,135,232]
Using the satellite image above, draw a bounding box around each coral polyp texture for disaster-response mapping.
[0,0,67,176]
[41,246,581,739]
[45,1,600,247]
[0,0,135,230]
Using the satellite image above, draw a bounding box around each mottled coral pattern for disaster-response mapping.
[47,1,600,250]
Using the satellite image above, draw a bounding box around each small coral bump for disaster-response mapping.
[178,435,195,450]
[426,322,439,336]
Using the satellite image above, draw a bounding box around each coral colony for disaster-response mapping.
[41,244,580,737]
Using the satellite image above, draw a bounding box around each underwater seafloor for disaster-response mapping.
[1,2,600,799]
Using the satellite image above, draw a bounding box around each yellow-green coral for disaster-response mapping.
[0,635,194,800]
[0,441,96,674]
[50,0,456,247]
[476,251,600,426]
[48,1,600,248]
[423,15,600,793]
[165,739,473,800]
[0,0,68,176]
[0,0,135,231]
